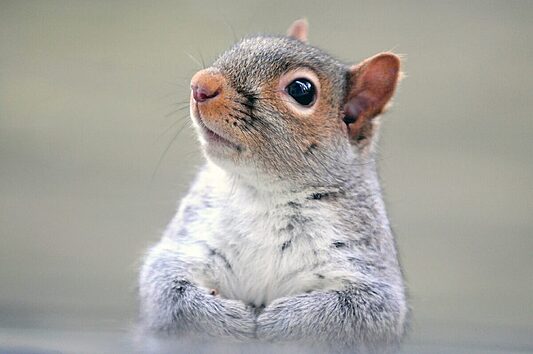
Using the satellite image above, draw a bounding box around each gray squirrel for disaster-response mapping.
[139,19,408,353]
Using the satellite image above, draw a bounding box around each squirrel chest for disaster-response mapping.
[177,182,355,307]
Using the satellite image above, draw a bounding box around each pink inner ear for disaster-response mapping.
[287,19,309,43]
[351,54,400,116]
[344,53,401,140]
[359,55,399,102]
[345,93,371,121]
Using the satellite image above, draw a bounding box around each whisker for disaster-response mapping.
[151,119,193,182]
[170,104,191,112]
[170,99,191,108]
[164,105,191,118]
[162,80,190,89]
[197,50,206,70]
[184,52,204,69]
[215,5,239,43]
[157,114,191,140]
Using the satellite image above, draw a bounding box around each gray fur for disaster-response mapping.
[139,30,407,354]
[139,245,257,341]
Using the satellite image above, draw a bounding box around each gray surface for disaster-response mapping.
[1,0,532,352]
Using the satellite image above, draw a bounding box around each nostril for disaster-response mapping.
[192,84,220,103]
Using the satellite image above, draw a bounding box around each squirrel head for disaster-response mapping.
[190,19,401,188]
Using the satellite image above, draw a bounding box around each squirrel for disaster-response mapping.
[139,19,408,353]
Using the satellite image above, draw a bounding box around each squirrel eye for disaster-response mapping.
[286,78,316,106]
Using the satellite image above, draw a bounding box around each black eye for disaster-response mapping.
[286,78,316,106]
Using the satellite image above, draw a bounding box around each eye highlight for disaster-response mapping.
[286,78,316,106]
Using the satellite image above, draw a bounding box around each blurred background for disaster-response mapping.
[1,1,532,353]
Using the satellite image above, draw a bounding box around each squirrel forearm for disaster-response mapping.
[139,247,256,340]
[256,282,406,352]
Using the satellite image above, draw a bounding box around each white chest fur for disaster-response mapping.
[210,200,346,306]
[169,169,361,307]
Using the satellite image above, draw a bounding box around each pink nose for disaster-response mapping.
[191,84,219,102]
[190,69,224,103]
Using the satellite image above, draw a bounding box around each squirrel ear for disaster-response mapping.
[287,18,309,43]
[343,52,401,145]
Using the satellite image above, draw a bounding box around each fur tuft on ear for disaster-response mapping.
[343,52,401,145]
[287,18,309,43]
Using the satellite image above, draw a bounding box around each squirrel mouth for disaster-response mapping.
[193,110,240,150]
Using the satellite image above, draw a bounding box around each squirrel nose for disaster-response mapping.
[191,69,223,103]
[191,84,219,102]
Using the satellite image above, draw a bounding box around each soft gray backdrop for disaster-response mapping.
[1,1,532,353]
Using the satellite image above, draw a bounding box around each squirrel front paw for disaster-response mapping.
[255,297,304,342]
[185,286,256,341]
[255,293,334,344]
[255,310,284,342]
[140,277,256,341]
[211,297,257,341]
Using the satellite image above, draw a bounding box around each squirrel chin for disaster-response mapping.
[191,106,242,153]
